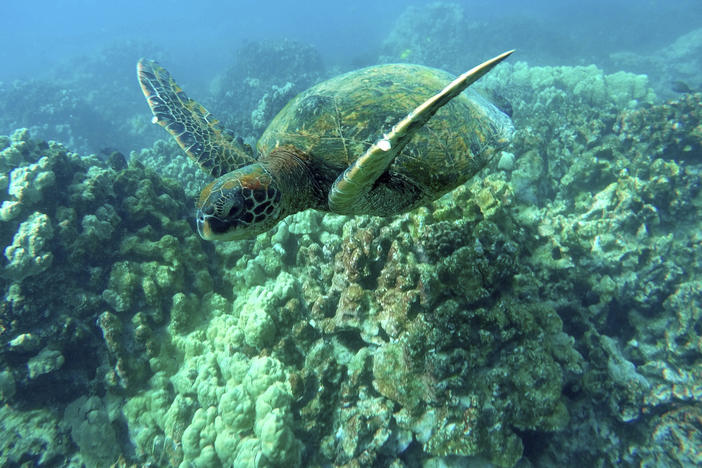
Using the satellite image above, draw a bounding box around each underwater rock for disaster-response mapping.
[2,45,701,467]
[64,396,119,468]
[131,138,209,199]
[490,64,700,466]
[0,81,92,153]
[610,27,702,99]
[0,128,218,463]
[486,61,656,113]
[332,394,394,465]
[258,407,301,466]
[509,149,543,204]
[497,151,515,171]
[3,211,54,281]
[27,347,64,379]
[628,281,702,410]
[251,81,296,131]
[616,92,702,162]
[0,40,167,155]
[209,39,325,143]
[105,150,128,171]
[0,369,15,402]
[122,284,303,467]
[380,2,586,72]
[8,332,41,352]
[264,179,580,466]
[380,2,468,71]
[1,157,55,221]
[659,28,702,95]
[639,406,702,466]
[0,405,72,465]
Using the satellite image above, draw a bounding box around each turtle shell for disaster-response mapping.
[257,64,512,211]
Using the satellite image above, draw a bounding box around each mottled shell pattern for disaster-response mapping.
[258,64,513,212]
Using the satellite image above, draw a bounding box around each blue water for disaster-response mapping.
[2,0,700,81]
[1,0,699,156]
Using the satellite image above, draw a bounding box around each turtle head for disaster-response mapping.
[196,163,283,241]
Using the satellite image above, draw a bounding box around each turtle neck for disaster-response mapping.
[260,145,329,214]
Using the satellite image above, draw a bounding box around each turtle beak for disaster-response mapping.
[195,209,209,240]
[196,209,233,240]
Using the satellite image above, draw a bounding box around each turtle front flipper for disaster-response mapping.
[328,50,514,214]
[137,59,256,177]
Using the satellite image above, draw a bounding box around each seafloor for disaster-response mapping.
[1,4,701,468]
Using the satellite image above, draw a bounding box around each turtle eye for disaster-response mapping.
[195,165,283,241]
[227,202,242,218]
[220,191,245,219]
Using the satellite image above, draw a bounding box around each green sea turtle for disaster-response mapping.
[137,51,514,241]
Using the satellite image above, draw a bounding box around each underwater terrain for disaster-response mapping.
[0,2,701,467]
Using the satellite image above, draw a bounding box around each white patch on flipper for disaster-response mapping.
[377,139,391,151]
[151,116,159,124]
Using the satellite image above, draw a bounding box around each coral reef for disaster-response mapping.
[0,40,166,155]
[0,35,701,468]
[0,404,71,466]
[381,2,702,86]
[64,396,120,468]
[0,80,106,155]
[0,128,217,465]
[609,26,702,99]
[481,64,702,465]
[115,62,698,467]
[130,138,209,201]
[379,2,585,73]
[380,2,470,71]
[208,39,326,144]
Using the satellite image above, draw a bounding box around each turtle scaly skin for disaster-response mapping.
[137,61,256,177]
[137,51,514,241]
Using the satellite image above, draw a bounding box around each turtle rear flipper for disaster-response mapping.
[137,59,256,177]
[328,50,514,214]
